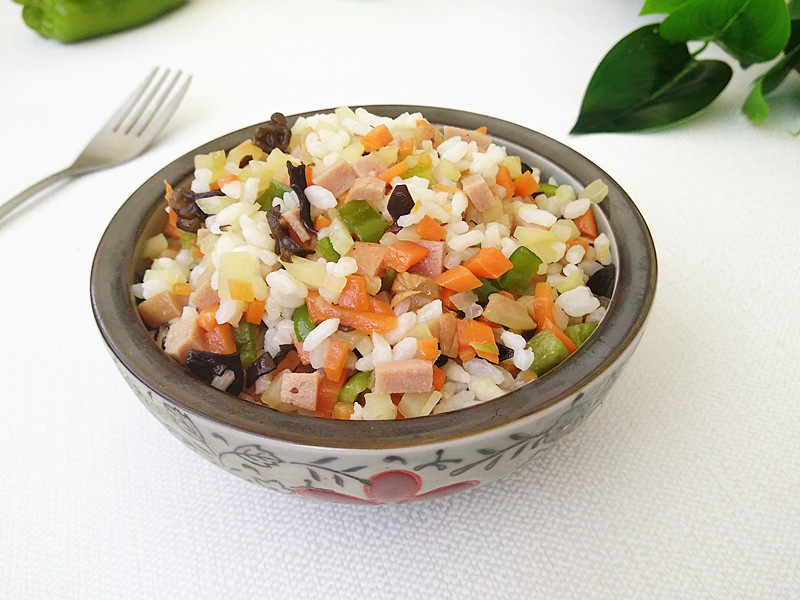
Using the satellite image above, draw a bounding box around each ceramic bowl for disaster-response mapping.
[90,105,656,504]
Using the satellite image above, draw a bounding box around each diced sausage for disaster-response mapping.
[138,291,187,328]
[443,126,491,151]
[346,242,387,277]
[374,359,433,393]
[353,154,387,178]
[280,372,320,411]
[164,310,207,365]
[291,333,312,365]
[188,280,219,310]
[461,173,495,212]
[314,160,356,197]
[414,120,436,145]
[283,209,312,242]
[408,240,445,278]
[345,176,386,209]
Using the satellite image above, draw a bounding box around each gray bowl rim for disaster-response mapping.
[90,104,657,450]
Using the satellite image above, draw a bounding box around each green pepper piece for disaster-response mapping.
[179,230,196,250]
[402,165,434,181]
[233,322,257,368]
[564,321,598,348]
[380,267,398,293]
[474,277,503,304]
[17,0,187,43]
[256,180,291,212]
[316,237,340,262]
[498,247,542,292]
[527,330,570,376]
[293,304,315,342]
[337,370,373,404]
[537,183,558,196]
[338,200,390,243]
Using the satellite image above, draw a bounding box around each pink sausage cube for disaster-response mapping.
[374,359,433,394]
[281,372,320,411]
[408,240,445,278]
[314,160,356,198]
[460,173,495,212]
[353,154,387,178]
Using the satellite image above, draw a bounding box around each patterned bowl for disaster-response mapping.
[91,106,656,504]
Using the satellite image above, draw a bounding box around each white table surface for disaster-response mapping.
[2,1,798,598]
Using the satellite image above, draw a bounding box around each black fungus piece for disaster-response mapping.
[186,350,244,395]
[497,343,514,362]
[389,222,402,234]
[245,352,276,387]
[254,112,291,153]
[239,154,253,169]
[586,264,616,298]
[520,161,533,173]
[287,161,315,235]
[434,354,448,368]
[266,208,312,259]
[387,184,414,221]
[194,189,226,199]
[171,188,206,233]
[520,329,536,341]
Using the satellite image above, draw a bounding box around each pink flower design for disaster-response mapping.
[295,469,479,504]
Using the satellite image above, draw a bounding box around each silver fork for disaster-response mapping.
[0,67,191,223]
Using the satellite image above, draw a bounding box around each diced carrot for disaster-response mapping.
[317,375,346,418]
[288,226,313,250]
[245,299,266,325]
[495,165,515,199]
[498,290,515,300]
[324,339,350,382]
[384,241,430,273]
[192,247,203,259]
[417,153,432,167]
[514,171,539,198]
[205,324,236,354]
[432,365,446,391]
[416,215,446,241]
[274,350,301,375]
[377,160,409,183]
[331,402,354,420]
[566,238,590,251]
[533,282,555,330]
[541,318,578,354]
[398,138,414,157]
[306,292,398,334]
[476,315,503,329]
[172,283,192,296]
[305,165,313,186]
[164,181,174,202]
[292,333,311,365]
[214,174,238,188]
[163,219,182,240]
[418,338,440,362]
[198,304,219,332]
[361,124,393,152]
[434,265,482,292]
[315,214,332,230]
[463,247,513,279]
[371,298,394,316]
[457,319,499,363]
[476,126,488,134]
[338,275,371,312]
[573,208,598,240]
[440,287,458,311]
[227,279,255,302]
[168,208,178,226]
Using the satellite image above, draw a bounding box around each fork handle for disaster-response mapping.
[0,169,72,223]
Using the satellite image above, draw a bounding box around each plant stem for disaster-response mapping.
[691,41,710,58]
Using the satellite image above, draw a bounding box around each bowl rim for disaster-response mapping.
[90,104,657,450]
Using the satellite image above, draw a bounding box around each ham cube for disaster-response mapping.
[374,359,433,394]
[346,242,387,277]
[314,160,356,197]
[353,154,387,178]
[345,176,386,209]
[138,291,187,328]
[283,208,312,242]
[188,280,219,310]
[164,310,207,365]
[291,333,312,365]
[409,240,445,278]
[280,372,320,411]
[443,126,491,151]
[461,173,495,212]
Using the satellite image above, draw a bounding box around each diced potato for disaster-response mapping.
[437,158,461,182]
[513,227,563,263]
[340,141,365,164]
[143,234,169,260]
[579,179,609,204]
[335,106,358,122]
[482,294,536,330]
[195,195,236,215]
[194,150,226,172]
[264,148,291,173]
[556,270,584,293]
[407,323,433,340]
[218,251,267,300]
[362,392,397,420]
[550,219,580,242]
[555,184,576,203]
[281,257,327,288]
[375,145,399,167]
[398,391,441,418]
[326,215,354,256]
[228,140,265,166]
[238,160,274,188]
[500,155,522,179]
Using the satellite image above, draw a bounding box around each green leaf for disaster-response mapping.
[659,0,791,65]
[571,25,732,134]
[640,0,690,15]
[789,20,800,72]
[743,43,800,124]
[790,0,800,20]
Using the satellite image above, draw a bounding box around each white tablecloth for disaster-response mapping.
[2,1,798,598]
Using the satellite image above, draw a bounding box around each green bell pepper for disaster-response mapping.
[402,164,434,181]
[15,0,187,43]
[338,200,389,243]
[527,330,569,376]
[498,247,542,293]
[293,304,315,342]
[233,322,257,368]
[564,321,598,348]
[337,370,372,404]
[316,237,340,262]
[256,180,291,212]
[537,183,558,196]
[474,277,503,305]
